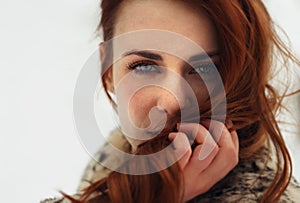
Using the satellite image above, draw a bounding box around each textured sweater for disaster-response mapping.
[41,129,300,203]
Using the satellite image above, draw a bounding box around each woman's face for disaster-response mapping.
[102,0,220,150]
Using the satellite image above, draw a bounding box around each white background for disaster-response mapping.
[0,0,299,202]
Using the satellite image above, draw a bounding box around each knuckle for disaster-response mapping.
[176,132,186,137]
[214,144,220,152]
[213,120,226,130]
[186,147,192,156]
[210,119,221,125]
[196,124,207,134]
[224,145,236,155]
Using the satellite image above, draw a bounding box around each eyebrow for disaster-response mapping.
[122,50,163,60]
[122,50,220,62]
[188,51,220,62]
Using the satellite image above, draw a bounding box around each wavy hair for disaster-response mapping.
[64,0,300,202]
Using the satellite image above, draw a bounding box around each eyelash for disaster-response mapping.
[190,63,217,74]
[126,60,160,75]
[126,60,218,75]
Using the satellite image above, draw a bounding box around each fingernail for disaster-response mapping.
[176,123,180,130]
[225,120,233,129]
[168,133,176,140]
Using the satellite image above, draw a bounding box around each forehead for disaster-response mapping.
[113,0,219,52]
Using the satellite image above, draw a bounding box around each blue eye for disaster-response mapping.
[127,61,160,75]
[136,64,157,72]
[191,63,216,74]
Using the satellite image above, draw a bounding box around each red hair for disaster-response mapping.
[64,0,300,202]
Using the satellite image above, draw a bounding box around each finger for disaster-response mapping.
[230,130,239,153]
[199,143,239,185]
[168,132,192,169]
[199,120,238,180]
[201,120,234,148]
[225,119,233,129]
[176,123,219,172]
[198,144,238,186]
[177,122,219,162]
[184,137,219,173]
[225,120,239,152]
[177,123,209,145]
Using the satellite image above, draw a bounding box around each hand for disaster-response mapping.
[168,120,239,202]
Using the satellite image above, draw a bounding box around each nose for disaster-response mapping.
[156,80,191,116]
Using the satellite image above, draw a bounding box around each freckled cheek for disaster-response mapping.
[189,82,210,104]
[128,90,157,128]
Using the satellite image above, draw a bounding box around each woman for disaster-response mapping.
[41,0,300,202]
